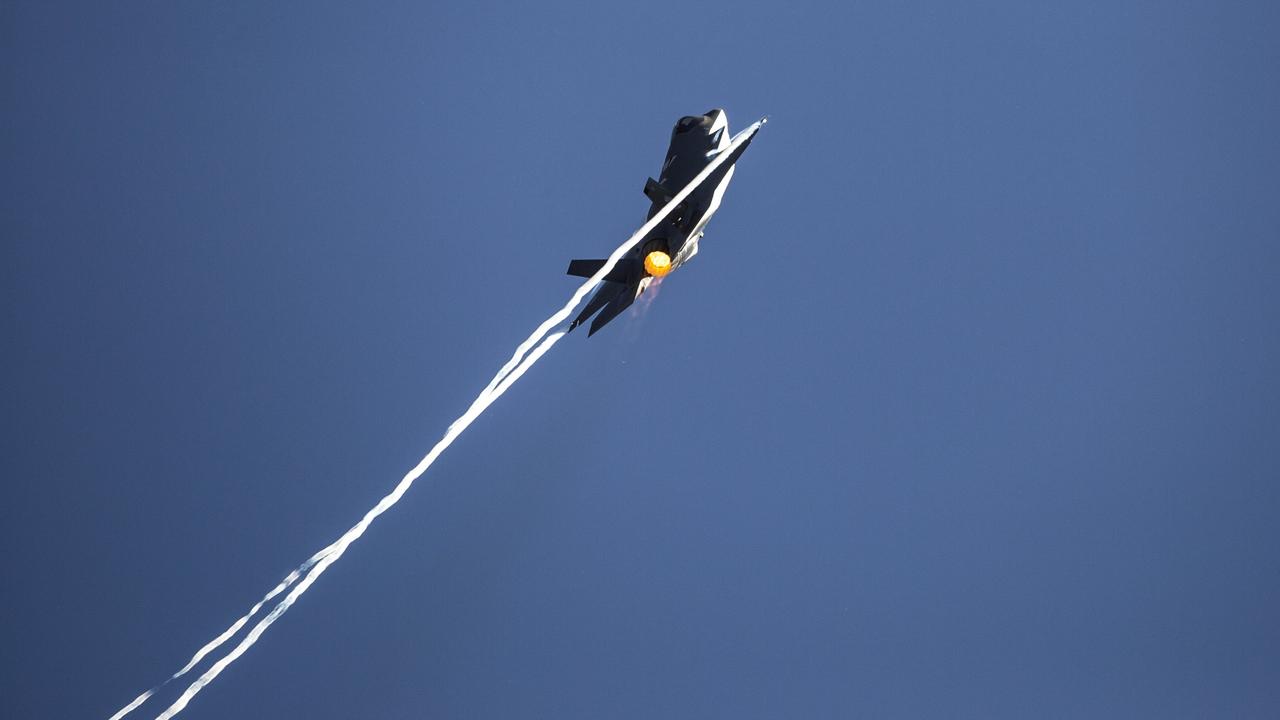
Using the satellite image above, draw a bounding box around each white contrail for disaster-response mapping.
[168,562,316,679]
[106,691,154,720]
[111,118,765,720]
[153,331,565,720]
[106,559,326,720]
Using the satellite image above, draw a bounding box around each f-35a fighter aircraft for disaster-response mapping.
[567,108,759,336]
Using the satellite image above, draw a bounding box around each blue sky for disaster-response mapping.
[4,2,1279,718]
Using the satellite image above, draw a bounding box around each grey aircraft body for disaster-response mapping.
[567,108,758,335]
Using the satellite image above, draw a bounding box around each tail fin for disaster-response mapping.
[587,288,636,336]
[569,281,624,332]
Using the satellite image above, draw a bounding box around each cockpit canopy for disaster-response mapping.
[674,113,714,134]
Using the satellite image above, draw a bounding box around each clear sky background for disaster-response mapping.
[4,2,1279,718]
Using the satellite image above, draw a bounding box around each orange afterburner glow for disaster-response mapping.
[644,250,672,277]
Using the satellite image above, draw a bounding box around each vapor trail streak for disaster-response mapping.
[111,118,764,720]
[106,559,324,720]
[153,331,564,720]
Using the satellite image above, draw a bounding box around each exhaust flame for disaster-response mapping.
[644,250,672,277]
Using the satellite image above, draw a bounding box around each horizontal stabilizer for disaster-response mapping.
[566,258,639,284]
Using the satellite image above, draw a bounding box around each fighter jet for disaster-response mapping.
[567,108,758,336]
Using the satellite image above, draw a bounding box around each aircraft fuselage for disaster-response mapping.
[567,109,745,336]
